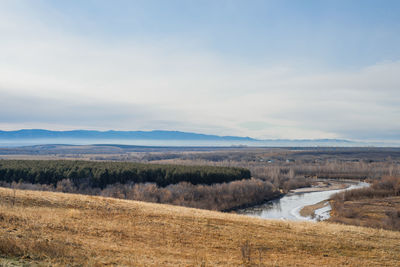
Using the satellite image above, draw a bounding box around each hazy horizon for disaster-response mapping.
[1,128,400,147]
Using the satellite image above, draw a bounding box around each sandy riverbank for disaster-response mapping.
[299,200,329,218]
[297,180,368,219]
[289,180,352,194]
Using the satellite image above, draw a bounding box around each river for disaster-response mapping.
[237,180,369,221]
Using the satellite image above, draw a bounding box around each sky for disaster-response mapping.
[1,0,400,140]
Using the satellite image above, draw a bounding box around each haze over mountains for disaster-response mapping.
[0,129,253,141]
[0,129,372,147]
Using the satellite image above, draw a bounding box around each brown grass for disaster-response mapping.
[330,176,400,231]
[299,200,328,218]
[329,196,400,231]
[1,187,400,266]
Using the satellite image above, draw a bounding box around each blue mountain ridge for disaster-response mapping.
[0,129,255,141]
[0,129,356,144]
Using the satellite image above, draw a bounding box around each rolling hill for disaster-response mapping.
[0,187,399,266]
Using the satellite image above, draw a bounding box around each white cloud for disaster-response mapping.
[0,2,400,140]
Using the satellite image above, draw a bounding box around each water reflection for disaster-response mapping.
[237,181,369,221]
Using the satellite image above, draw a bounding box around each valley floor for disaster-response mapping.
[1,187,400,266]
[329,196,400,231]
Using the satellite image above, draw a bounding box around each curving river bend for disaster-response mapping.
[237,180,369,221]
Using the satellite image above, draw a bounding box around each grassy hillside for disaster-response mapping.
[1,188,400,266]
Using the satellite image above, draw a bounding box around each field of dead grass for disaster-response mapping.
[1,187,400,266]
[329,196,400,231]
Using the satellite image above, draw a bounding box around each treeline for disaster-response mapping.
[101,178,279,210]
[164,158,399,189]
[0,178,279,211]
[291,161,400,180]
[0,160,251,188]
[331,176,400,202]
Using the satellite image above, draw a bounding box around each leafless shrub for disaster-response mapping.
[330,176,400,231]
[240,240,252,266]
[8,181,55,192]
[332,176,400,202]
[384,209,400,230]
[100,178,279,211]
[56,179,77,193]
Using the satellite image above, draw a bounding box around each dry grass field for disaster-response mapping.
[329,196,400,231]
[1,188,400,266]
[329,176,400,231]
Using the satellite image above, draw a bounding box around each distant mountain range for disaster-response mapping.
[0,129,255,141]
[0,129,364,147]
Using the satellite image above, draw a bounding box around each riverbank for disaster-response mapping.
[229,181,340,213]
[289,180,354,194]
[297,180,369,220]
[299,200,329,218]
[222,192,284,212]
[237,180,368,221]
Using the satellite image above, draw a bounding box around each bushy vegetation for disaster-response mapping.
[290,160,400,180]
[330,176,400,231]
[1,148,398,214]
[145,149,400,186]
[0,178,279,211]
[100,178,279,211]
[0,160,251,188]
[332,176,400,202]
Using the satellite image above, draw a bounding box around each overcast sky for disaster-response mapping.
[1,0,400,140]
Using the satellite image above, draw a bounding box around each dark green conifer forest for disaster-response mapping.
[0,160,251,188]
